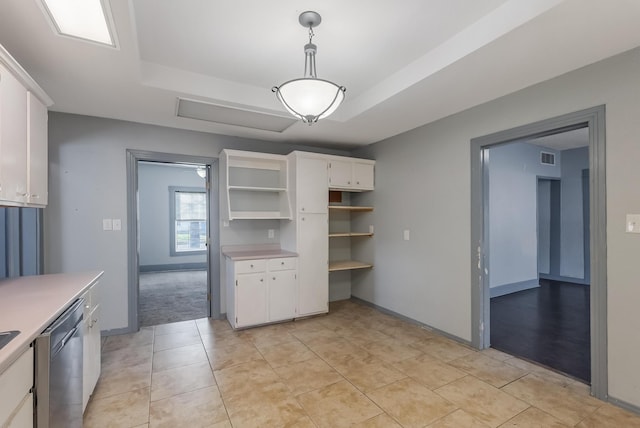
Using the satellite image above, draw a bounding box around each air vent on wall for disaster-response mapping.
[176,98,297,133]
[540,151,556,165]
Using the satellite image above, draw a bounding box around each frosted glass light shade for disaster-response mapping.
[274,78,345,123]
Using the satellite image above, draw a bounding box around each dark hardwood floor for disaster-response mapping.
[490,279,590,383]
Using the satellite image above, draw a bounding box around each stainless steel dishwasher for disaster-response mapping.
[35,298,84,428]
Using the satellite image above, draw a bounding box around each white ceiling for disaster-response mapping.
[1,0,640,148]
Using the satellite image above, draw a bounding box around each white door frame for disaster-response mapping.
[469,106,607,399]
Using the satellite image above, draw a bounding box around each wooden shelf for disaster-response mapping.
[329,232,374,238]
[228,186,287,192]
[328,205,373,212]
[328,260,373,272]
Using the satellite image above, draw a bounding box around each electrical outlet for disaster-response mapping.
[403,229,410,241]
[112,219,121,231]
[626,214,640,233]
[369,225,374,234]
[268,229,275,239]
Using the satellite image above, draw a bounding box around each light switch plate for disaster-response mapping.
[626,214,640,233]
[403,229,410,241]
[102,219,112,231]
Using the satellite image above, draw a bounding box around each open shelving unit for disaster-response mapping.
[221,150,292,220]
[328,200,374,272]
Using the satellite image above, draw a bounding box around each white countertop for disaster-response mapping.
[0,271,104,373]
[221,244,297,261]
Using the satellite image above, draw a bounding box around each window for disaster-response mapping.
[170,187,207,255]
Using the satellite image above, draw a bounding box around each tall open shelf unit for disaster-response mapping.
[221,149,291,220]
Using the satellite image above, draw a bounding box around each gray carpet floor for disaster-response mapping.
[139,270,208,327]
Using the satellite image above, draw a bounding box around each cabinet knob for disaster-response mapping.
[272,277,276,280]
[348,181,351,185]
[281,261,285,265]
[250,264,254,268]
[260,278,264,282]
[357,181,360,185]
[301,207,305,211]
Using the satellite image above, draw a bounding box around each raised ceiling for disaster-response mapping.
[1,0,640,148]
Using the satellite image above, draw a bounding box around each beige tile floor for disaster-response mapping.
[84,300,640,428]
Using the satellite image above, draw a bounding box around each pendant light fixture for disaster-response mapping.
[272,11,346,124]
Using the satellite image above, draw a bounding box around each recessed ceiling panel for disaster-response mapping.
[176,98,297,132]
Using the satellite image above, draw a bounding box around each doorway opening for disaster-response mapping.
[485,129,591,382]
[126,151,220,332]
[470,106,607,399]
[138,161,209,326]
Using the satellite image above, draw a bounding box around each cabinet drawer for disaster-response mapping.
[268,257,297,271]
[235,259,267,274]
[0,346,33,425]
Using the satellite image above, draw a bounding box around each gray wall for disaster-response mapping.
[487,142,560,290]
[45,113,348,332]
[560,147,589,279]
[138,162,206,269]
[351,47,640,407]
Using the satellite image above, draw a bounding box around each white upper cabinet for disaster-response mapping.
[352,161,375,190]
[297,156,328,214]
[0,44,52,208]
[327,159,352,188]
[27,91,48,206]
[0,62,28,205]
[328,156,375,191]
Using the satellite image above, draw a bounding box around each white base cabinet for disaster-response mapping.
[82,280,101,412]
[0,346,33,428]
[226,256,298,329]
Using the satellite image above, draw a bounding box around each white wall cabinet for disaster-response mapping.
[226,256,298,328]
[0,62,28,205]
[82,280,101,412]
[328,156,375,191]
[27,91,48,206]
[0,44,52,207]
[0,346,33,428]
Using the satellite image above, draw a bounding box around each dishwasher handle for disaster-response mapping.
[60,327,78,349]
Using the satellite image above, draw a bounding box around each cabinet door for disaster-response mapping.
[6,392,32,428]
[88,304,101,397]
[328,159,352,188]
[0,64,28,204]
[235,272,268,327]
[297,157,328,213]
[269,270,297,322]
[352,162,374,190]
[298,213,328,316]
[27,92,48,205]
